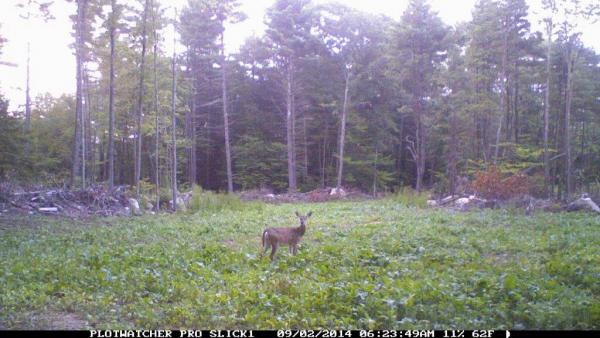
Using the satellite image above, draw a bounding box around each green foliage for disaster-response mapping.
[232,136,288,192]
[1,200,598,329]
[188,185,264,214]
[389,187,428,208]
[496,143,544,174]
[0,95,25,180]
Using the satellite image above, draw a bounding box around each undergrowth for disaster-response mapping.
[0,200,598,329]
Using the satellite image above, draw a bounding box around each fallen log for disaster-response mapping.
[38,207,59,213]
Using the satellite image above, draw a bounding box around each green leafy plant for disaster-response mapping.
[0,201,598,329]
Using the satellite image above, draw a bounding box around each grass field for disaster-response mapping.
[1,199,599,329]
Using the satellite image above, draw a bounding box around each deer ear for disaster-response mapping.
[307,211,312,217]
[295,211,300,217]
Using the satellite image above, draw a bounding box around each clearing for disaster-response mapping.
[0,200,599,329]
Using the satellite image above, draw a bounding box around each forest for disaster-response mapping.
[0,0,598,202]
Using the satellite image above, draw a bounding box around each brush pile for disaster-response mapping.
[0,183,132,217]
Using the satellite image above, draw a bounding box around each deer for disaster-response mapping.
[261,211,312,261]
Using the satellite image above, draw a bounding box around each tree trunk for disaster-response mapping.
[564,40,576,199]
[23,1,32,148]
[372,145,378,196]
[302,110,309,182]
[153,9,160,210]
[25,40,31,153]
[397,114,405,182]
[190,95,197,185]
[513,61,519,144]
[543,20,552,197]
[135,0,150,196]
[286,60,297,193]
[320,116,329,188]
[71,0,86,188]
[171,9,177,211]
[108,0,116,190]
[221,34,233,193]
[84,71,93,184]
[409,99,426,193]
[448,106,458,195]
[494,31,508,164]
[416,108,425,193]
[81,68,87,189]
[336,69,350,189]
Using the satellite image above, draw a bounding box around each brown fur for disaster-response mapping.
[261,211,312,260]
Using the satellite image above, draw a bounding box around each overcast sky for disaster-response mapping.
[0,0,598,111]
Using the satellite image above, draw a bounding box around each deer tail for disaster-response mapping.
[262,230,268,248]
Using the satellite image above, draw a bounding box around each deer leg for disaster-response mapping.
[270,242,279,261]
[293,244,298,255]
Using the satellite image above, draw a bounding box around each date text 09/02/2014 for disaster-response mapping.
[87,330,502,338]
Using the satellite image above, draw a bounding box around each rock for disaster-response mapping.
[426,200,438,207]
[128,198,142,216]
[330,187,347,197]
[120,207,131,217]
[567,194,600,213]
[169,197,187,211]
[455,196,472,207]
[454,195,488,211]
[177,197,186,211]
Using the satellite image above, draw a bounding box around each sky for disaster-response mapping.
[0,0,598,111]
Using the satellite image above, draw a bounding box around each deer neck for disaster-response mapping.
[295,224,306,237]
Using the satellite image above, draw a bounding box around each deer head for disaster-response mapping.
[295,210,312,227]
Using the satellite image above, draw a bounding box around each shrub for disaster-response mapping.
[391,186,428,208]
[472,166,532,200]
[188,185,264,214]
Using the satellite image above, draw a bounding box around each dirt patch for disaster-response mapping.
[10,311,89,330]
[45,312,88,330]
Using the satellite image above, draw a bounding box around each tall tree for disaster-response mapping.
[107,0,118,189]
[180,0,224,189]
[542,0,556,196]
[152,1,160,209]
[215,0,245,193]
[71,0,87,188]
[134,0,150,195]
[555,0,594,198]
[314,4,388,189]
[16,0,54,147]
[171,8,178,211]
[265,0,318,193]
[395,0,448,192]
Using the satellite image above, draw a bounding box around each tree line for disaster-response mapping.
[1,0,599,202]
